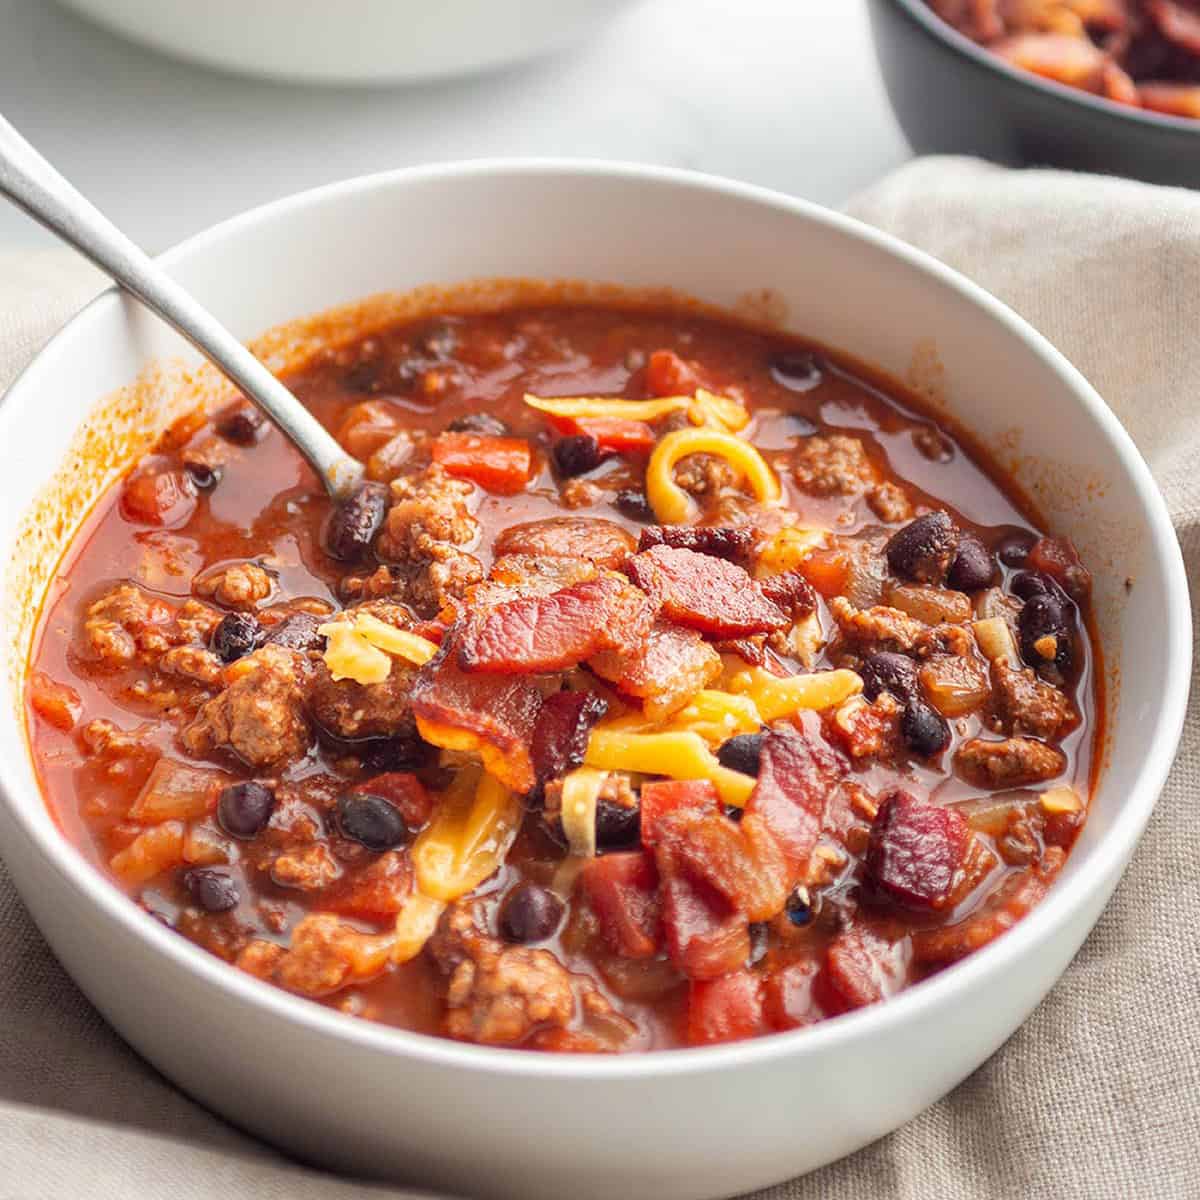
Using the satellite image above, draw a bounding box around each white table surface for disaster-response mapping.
[0,0,911,253]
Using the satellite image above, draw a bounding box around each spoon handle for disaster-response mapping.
[0,113,363,498]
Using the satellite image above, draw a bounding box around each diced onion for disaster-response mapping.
[754,526,827,577]
[560,766,607,858]
[725,666,862,721]
[1039,785,1083,815]
[584,727,754,807]
[645,428,781,524]
[973,616,1019,666]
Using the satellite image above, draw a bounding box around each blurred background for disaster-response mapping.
[0,0,910,250]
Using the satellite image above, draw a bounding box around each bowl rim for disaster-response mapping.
[0,157,1191,1081]
[884,0,1200,136]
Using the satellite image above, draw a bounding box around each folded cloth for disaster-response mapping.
[0,157,1197,1199]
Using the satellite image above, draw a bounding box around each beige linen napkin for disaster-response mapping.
[0,158,1197,1199]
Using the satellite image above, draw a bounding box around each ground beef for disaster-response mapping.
[429,902,633,1047]
[159,645,224,686]
[673,453,738,497]
[271,914,374,997]
[270,843,342,891]
[867,480,914,524]
[378,465,479,562]
[194,562,273,609]
[990,660,1076,739]
[405,542,484,617]
[955,736,1067,788]
[80,718,150,758]
[829,596,926,655]
[792,435,875,496]
[182,644,312,768]
[84,584,177,664]
[310,657,420,742]
[559,478,604,509]
[339,565,398,603]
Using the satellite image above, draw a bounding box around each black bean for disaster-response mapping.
[323,482,388,563]
[215,403,266,446]
[1010,570,1064,603]
[947,532,996,592]
[784,887,814,927]
[900,702,950,757]
[217,781,276,839]
[996,529,1037,568]
[769,351,823,393]
[885,511,958,583]
[447,412,509,437]
[183,461,222,491]
[211,611,263,663]
[497,882,564,944]
[614,489,654,523]
[552,434,602,478]
[595,798,640,848]
[183,868,240,913]
[859,652,919,703]
[337,792,411,851]
[1018,592,1074,671]
[359,735,434,774]
[748,921,770,965]
[717,732,766,777]
[724,804,746,823]
[263,612,325,652]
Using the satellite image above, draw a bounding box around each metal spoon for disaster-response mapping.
[0,113,364,499]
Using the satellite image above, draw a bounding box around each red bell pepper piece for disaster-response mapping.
[579,850,661,959]
[431,433,533,495]
[645,348,703,398]
[640,779,720,849]
[686,970,765,1045]
[548,415,656,456]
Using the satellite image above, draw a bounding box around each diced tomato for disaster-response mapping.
[28,672,82,732]
[324,851,412,920]
[646,349,703,398]
[798,546,850,598]
[431,433,533,495]
[640,779,720,849]
[763,958,824,1030]
[347,772,434,831]
[661,871,749,980]
[686,970,765,1045]
[579,851,661,959]
[120,462,197,527]
[818,925,912,1014]
[410,621,447,645]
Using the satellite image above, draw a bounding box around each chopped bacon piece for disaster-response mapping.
[493,517,636,570]
[758,569,817,618]
[530,690,609,794]
[626,545,788,638]
[431,433,533,495]
[865,790,971,911]
[764,957,824,1030]
[660,869,750,979]
[645,348,704,397]
[410,628,547,793]
[637,525,756,563]
[745,729,844,878]
[820,925,913,1013]
[458,573,653,674]
[686,970,765,1045]
[579,851,661,959]
[913,848,1065,964]
[589,620,722,722]
[640,779,720,848]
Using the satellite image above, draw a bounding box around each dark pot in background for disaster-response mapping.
[867,0,1200,189]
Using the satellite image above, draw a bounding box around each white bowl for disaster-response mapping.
[56,0,635,84]
[0,162,1189,1200]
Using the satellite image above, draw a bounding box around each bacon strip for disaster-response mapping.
[530,690,609,794]
[411,628,548,793]
[626,544,788,638]
[458,574,652,674]
[637,525,755,562]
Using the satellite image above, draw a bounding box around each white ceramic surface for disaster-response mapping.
[0,162,1189,1200]
[56,0,637,84]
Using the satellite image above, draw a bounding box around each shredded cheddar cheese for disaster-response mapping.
[755,525,827,577]
[725,666,863,721]
[318,614,439,686]
[559,766,607,858]
[523,388,749,433]
[391,892,446,964]
[645,428,781,524]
